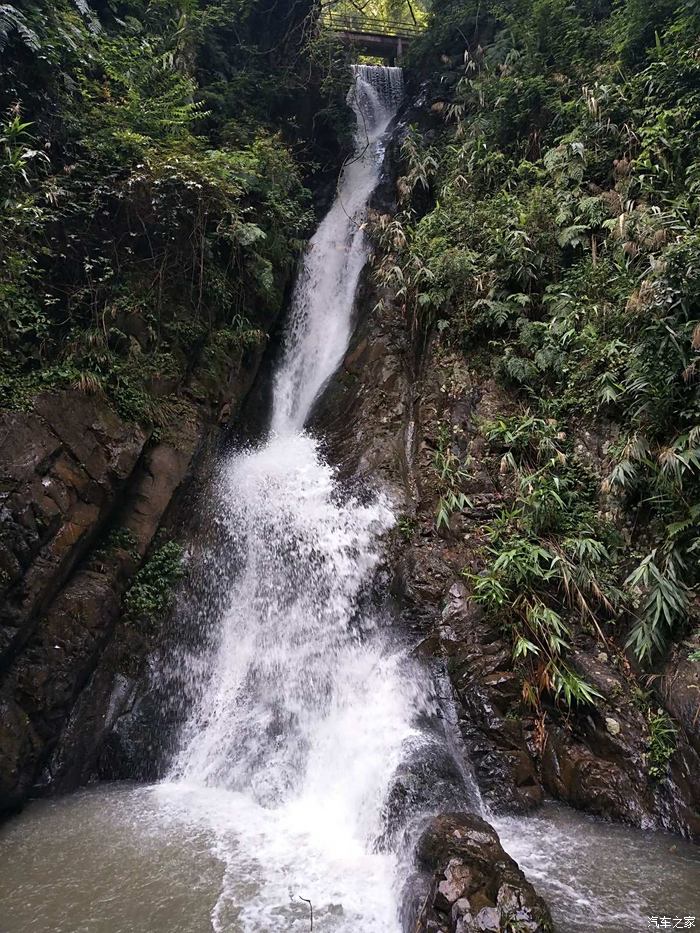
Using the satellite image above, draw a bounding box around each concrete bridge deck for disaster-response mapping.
[324,13,422,62]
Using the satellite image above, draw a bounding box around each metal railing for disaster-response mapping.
[323,11,424,38]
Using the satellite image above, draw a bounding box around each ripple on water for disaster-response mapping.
[494,802,700,932]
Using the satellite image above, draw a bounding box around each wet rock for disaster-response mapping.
[662,639,700,756]
[0,392,146,666]
[536,647,700,839]
[413,812,553,932]
[0,395,206,813]
[439,583,543,813]
[307,247,421,510]
[381,740,468,849]
[540,725,651,825]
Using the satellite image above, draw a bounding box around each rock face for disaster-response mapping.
[438,582,544,814]
[0,330,267,814]
[411,812,553,933]
[662,636,700,758]
[0,391,196,811]
[0,393,146,664]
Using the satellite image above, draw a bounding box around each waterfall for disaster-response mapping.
[271,65,403,434]
[4,65,699,933]
[162,65,427,932]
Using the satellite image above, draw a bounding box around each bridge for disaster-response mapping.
[323,12,423,63]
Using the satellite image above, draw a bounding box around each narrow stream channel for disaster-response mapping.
[0,65,698,933]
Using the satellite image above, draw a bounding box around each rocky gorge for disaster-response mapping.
[1,0,700,931]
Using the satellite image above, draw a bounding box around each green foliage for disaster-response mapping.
[123,540,184,624]
[433,422,472,529]
[382,0,700,668]
[89,525,139,569]
[398,515,418,539]
[462,411,622,707]
[0,0,346,423]
[105,527,139,555]
[646,709,676,779]
[625,548,690,663]
[323,0,427,31]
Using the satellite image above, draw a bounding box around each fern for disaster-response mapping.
[0,4,40,52]
[556,224,588,249]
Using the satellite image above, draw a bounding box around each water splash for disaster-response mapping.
[170,433,398,802]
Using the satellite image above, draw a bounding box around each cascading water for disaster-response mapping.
[160,63,425,931]
[272,65,403,434]
[2,63,699,933]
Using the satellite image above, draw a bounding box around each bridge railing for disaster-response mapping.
[323,11,424,38]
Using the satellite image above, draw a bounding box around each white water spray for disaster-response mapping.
[162,65,424,931]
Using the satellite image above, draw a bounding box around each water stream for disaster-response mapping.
[0,65,699,933]
[0,785,697,932]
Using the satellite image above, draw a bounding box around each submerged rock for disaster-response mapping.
[412,812,553,933]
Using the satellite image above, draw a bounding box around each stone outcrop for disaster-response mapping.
[0,391,198,811]
[411,812,553,932]
[0,326,268,813]
[437,582,543,814]
[0,393,146,665]
[662,634,700,757]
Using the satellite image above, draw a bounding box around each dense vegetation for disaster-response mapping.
[377,0,700,700]
[0,0,350,429]
[3,0,698,710]
[323,0,426,27]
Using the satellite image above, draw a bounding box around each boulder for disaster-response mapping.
[412,812,553,933]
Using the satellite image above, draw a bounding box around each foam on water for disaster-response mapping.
[157,431,426,929]
[493,804,700,931]
[1,783,698,933]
